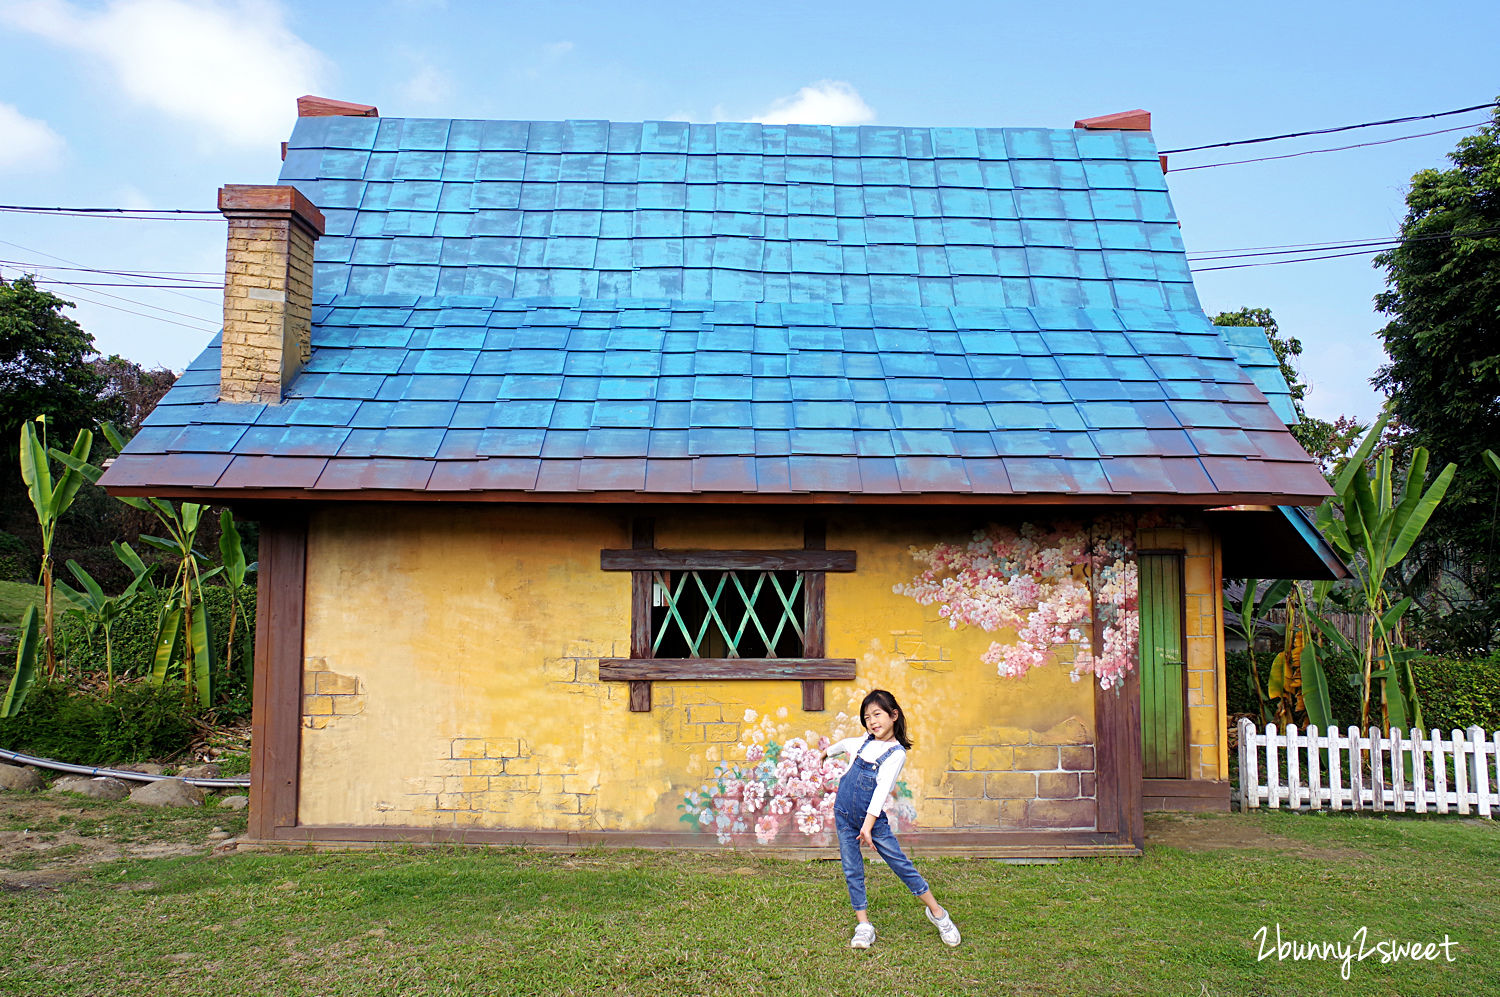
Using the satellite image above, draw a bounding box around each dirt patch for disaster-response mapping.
[1144,812,1364,861]
[0,792,229,889]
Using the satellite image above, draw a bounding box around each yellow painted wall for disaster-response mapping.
[297,505,1223,841]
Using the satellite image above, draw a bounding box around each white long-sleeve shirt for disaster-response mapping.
[827,736,907,818]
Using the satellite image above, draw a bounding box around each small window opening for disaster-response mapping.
[649,569,806,658]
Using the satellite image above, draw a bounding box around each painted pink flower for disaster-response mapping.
[740,780,766,814]
[794,802,823,835]
[754,814,780,844]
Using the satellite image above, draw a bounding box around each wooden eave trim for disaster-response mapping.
[600,548,855,571]
[103,485,1334,507]
[599,658,857,681]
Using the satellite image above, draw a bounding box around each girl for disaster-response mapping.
[818,689,961,949]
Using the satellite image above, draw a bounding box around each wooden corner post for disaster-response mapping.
[249,512,308,839]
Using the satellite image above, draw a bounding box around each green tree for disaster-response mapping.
[1372,103,1500,653]
[0,276,109,481]
[1212,307,1365,471]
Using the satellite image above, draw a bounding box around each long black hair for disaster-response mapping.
[860,689,912,749]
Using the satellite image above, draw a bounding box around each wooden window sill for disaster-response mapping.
[598,658,856,681]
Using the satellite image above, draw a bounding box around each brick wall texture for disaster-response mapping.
[220,214,316,403]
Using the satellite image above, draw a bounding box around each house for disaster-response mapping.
[100,97,1345,856]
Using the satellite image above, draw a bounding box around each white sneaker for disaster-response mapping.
[926,907,961,946]
[850,922,876,949]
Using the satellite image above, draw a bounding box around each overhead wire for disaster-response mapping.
[1169,121,1489,172]
[0,239,226,313]
[1,265,221,327]
[1160,101,1497,154]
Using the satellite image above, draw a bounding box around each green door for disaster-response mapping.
[1138,553,1187,779]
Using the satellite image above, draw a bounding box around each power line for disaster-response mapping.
[25,280,223,289]
[1161,101,1497,154]
[0,277,219,332]
[0,258,221,277]
[1,264,220,328]
[0,204,221,219]
[1187,225,1500,262]
[0,240,227,311]
[1191,247,1390,272]
[1170,121,1488,172]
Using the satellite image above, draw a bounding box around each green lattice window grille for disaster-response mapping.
[650,569,806,659]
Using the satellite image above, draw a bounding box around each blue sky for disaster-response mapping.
[1,0,1496,425]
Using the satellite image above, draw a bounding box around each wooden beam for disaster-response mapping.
[249,512,307,839]
[599,658,857,681]
[601,548,856,572]
[629,517,654,712]
[802,517,827,712]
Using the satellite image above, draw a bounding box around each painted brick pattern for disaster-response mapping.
[929,718,1097,830]
[388,737,601,829]
[220,214,316,403]
[301,657,365,729]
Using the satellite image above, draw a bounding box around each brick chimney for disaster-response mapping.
[217,185,325,404]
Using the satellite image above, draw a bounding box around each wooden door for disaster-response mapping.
[1138,552,1187,779]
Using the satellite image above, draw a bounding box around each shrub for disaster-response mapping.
[0,680,198,765]
[1411,653,1500,733]
[57,584,256,721]
[59,584,256,678]
[1226,647,1363,728]
[0,531,35,583]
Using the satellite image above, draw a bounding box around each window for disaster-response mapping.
[598,519,856,712]
[649,569,805,659]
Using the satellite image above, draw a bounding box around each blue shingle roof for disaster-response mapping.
[104,115,1321,501]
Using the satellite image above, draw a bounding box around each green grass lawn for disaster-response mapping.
[0,580,42,631]
[0,799,1495,996]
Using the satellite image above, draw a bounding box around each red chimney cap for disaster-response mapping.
[218,184,326,237]
[297,95,379,118]
[1074,109,1151,131]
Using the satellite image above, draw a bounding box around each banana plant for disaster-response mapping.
[19,416,94,678]
[1224,577,1293,724]
[1315,405,1455,731]
[1294,581,1337,731]
[217,509,257,681]
[53,423,220,708]
[53,559,146,693]
[0,606,40,718]
[135,504,221,709]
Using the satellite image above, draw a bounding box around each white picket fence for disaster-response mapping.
[1235,718,1500,816]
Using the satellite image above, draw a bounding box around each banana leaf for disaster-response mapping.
[18,421,53,524]
[1301,637,1334,729]
[1267,651,1288,699]
[1483,449,1500,480]
[0,607,40,718]
[187,600,216,708]
[1387,460,1455,567]
[151,602,184,688]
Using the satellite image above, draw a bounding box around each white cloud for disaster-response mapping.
[400,62,453,107]
[0,101,64,170]
[541,41,574,59]
[2,0,328,149]
[749,81,875,126]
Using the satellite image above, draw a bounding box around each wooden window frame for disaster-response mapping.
[599,518,856,712]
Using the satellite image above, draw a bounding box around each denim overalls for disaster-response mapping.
[833,735,929,911]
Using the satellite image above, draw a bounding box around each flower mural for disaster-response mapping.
[679,707,916,845]
[895,519,1139,690]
